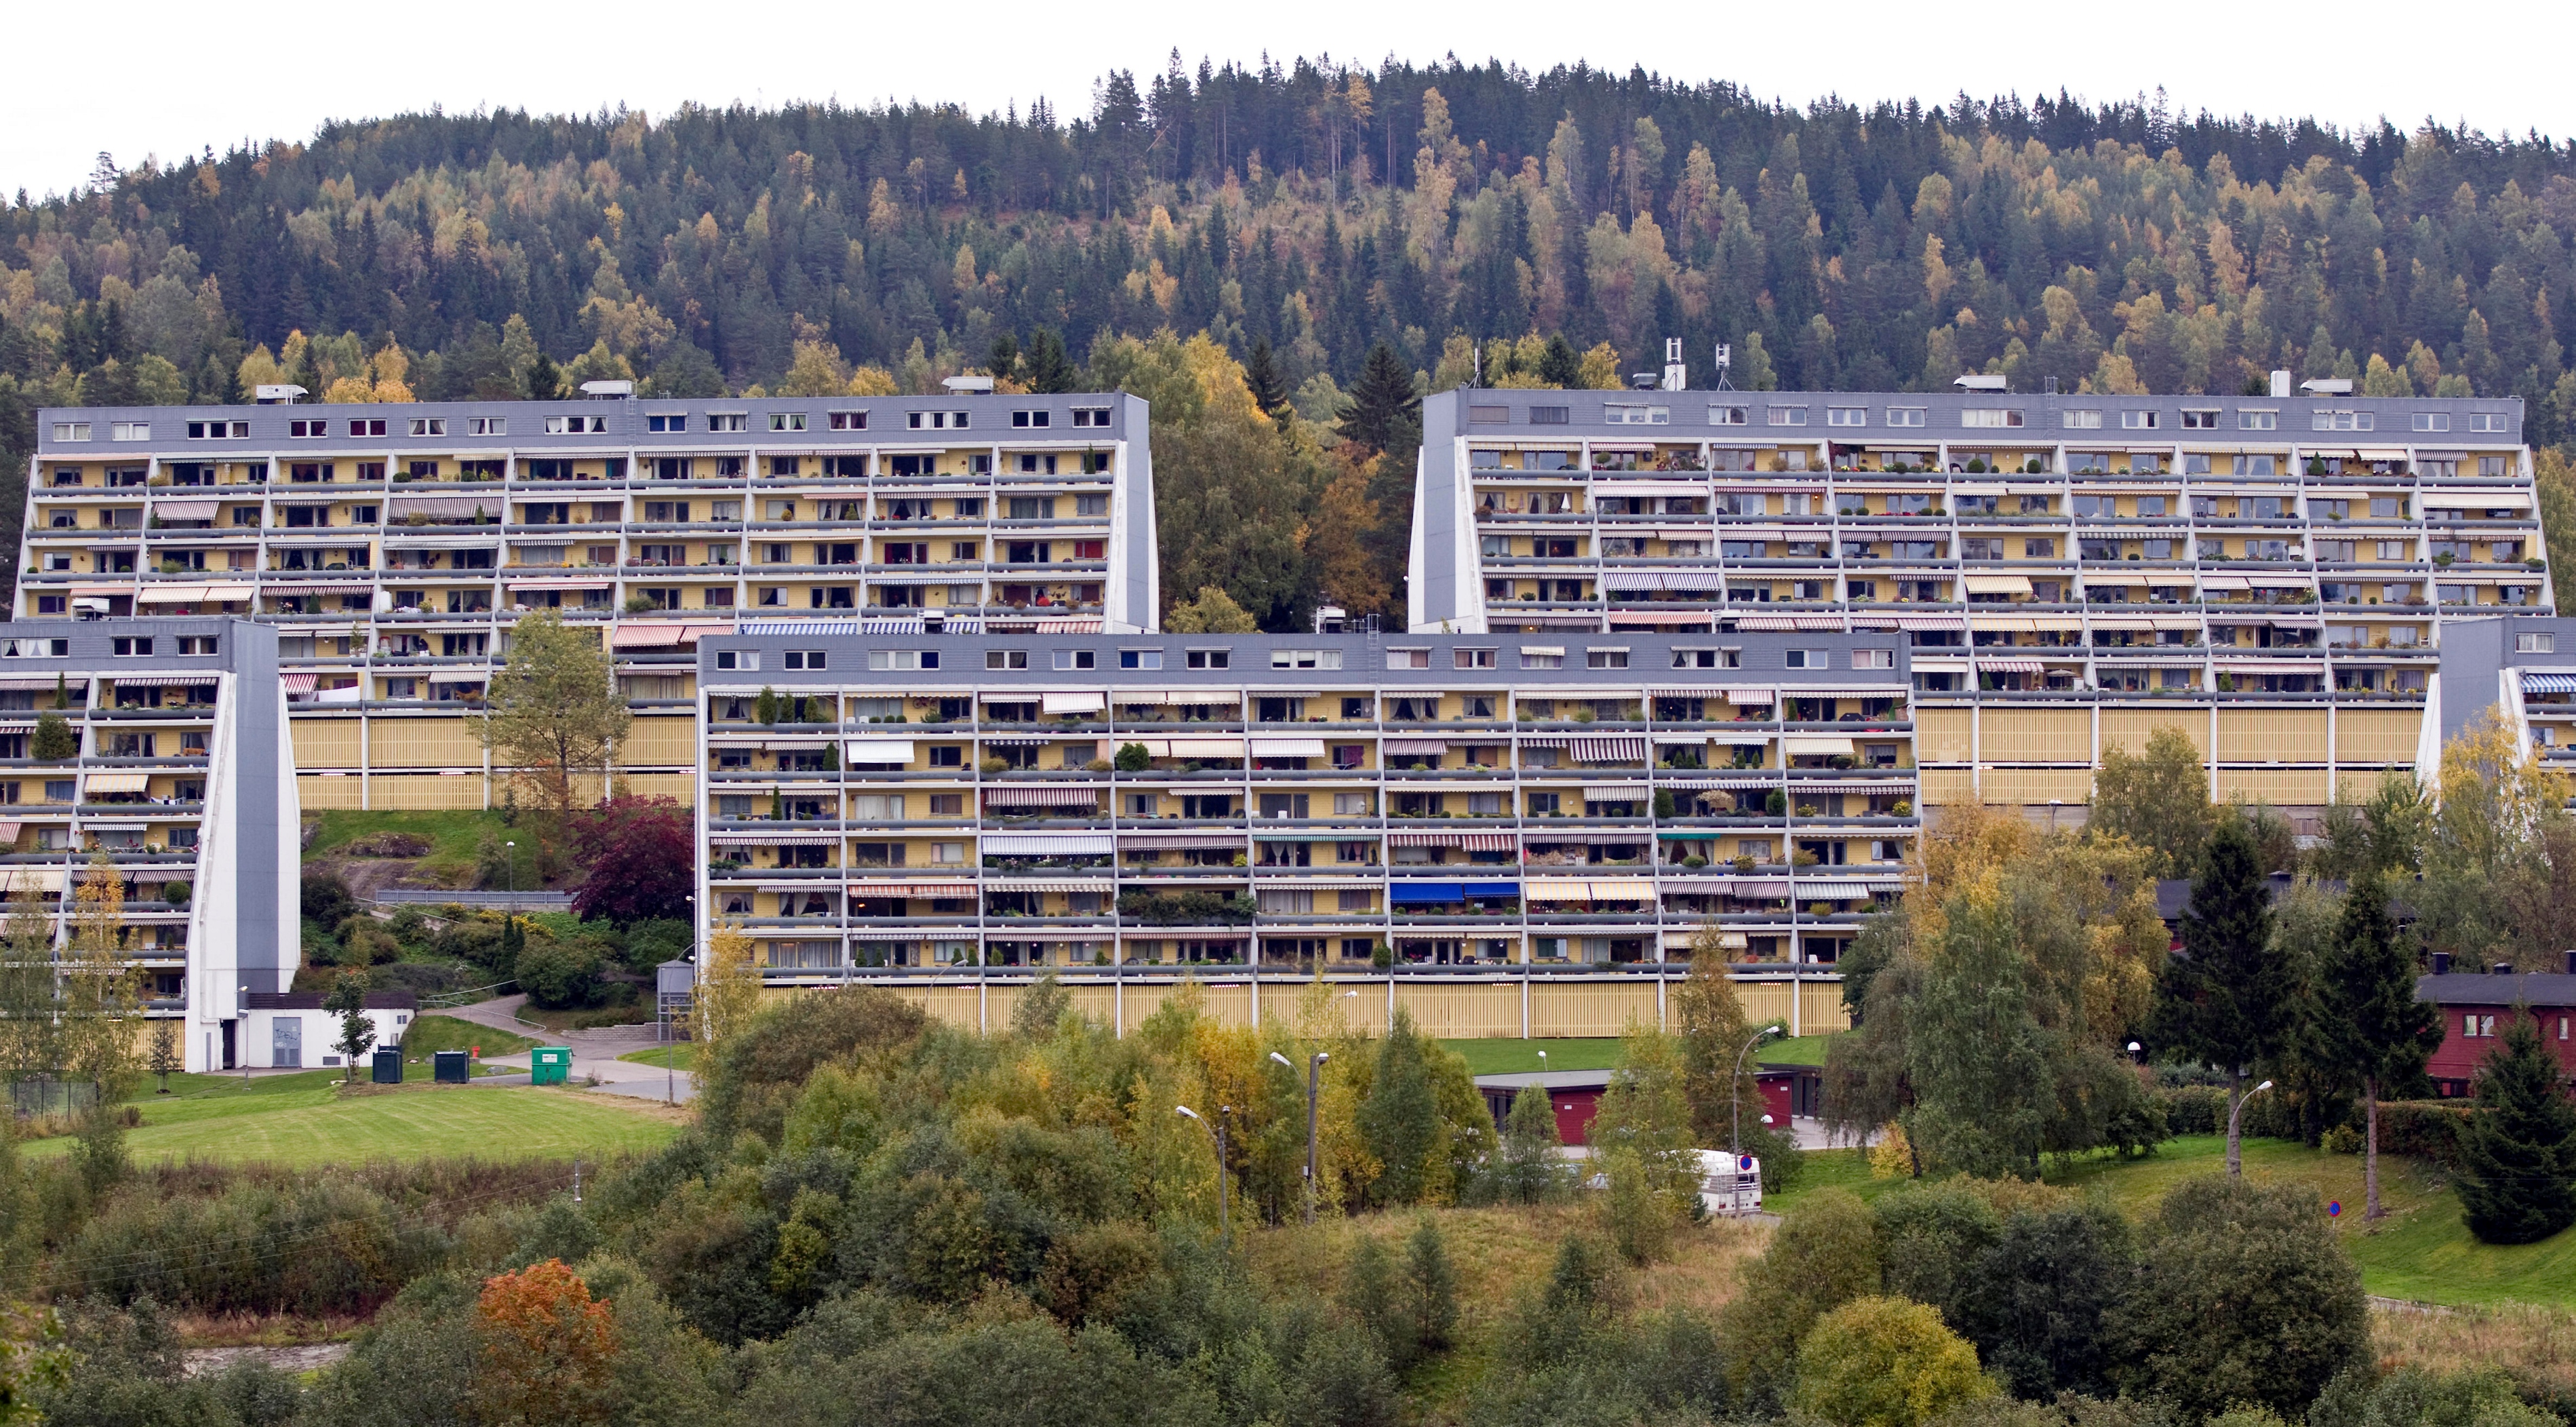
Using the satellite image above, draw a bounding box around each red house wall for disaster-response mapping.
[1550,1088,1602,1145]
[2427,1005,2576,1090]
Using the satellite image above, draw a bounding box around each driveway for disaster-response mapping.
[438,994,697,1103]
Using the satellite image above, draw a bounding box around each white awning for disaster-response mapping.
[82,773,149,794]
[982,834,1115,855]
[134,585,214,603]
[1782,736,1857,756]
[1249,738,1327,758]
[1039,692,1107,714]
[387,494,501,517]
[1962,574,2034,595]
[151,499,218,520]
[842,740,915,762]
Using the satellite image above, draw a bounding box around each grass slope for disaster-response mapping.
[24,1074,678,1169]
[1439,1038,1625,1076]
[399,1013,538,1060]
[303,809,543,888]
[1774,1133,2576,1310]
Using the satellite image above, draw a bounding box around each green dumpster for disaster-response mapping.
[530,1047,574,1086]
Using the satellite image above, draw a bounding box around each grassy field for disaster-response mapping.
[1440,1038,1625,1075]
[399,1013,538,1059]
[303,809,544,888]
[619,1043,701,1070]
[1770,1133,2576,1310]
[22,1073,679,1169]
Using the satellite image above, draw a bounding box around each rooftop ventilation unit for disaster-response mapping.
[1951,374,2008,393]
[942,374,996,393]
[253,384,306,404]
[2270,369,2293,398]
[580,380,634,398]
[2299,378,2354,395]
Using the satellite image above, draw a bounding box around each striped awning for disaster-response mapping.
[983,834,1115,855]
[1792,881,1874,899]
[1570,736,1647,762]
[985,880,1115,894]
[1382,739,1448,755]
[707,832,839,847]
[846,881,976,897]
[983,785,1103,808]
[1523,878,1657,901]
[1248,738,1327,758]
[2521,674,2576,695]
[1384,832,1518,850]
[1118,833,1246,851]
[81,773,149,794]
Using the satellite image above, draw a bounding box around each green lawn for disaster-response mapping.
[1758,1034,1838,1067]
[400,1013,538,1059]
[1440,1038,1625,1076]
[618,1043,701,1071]
[303,810,544,888]
[1772,1133,2576,1310]
[23,1075,677,1169]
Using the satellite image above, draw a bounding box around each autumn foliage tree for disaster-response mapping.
[474,1259,618,1427]
[569,796,694,922]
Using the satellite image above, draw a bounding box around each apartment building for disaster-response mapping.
[1411,378,2545,817]
[693,628,1915,1035]
[0,618,299,1072]
[2423,614,2576,779]
[20,392,1154,814]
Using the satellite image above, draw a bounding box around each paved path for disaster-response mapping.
[435,994,697,1103]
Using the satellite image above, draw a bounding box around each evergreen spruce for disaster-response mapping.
[1243,337,1288,418]
[1497,1082,1567,1203]
[1342,342,1421,456]
[2149,814,2288,1175]
[522,352,565,400]
[30,712,75,763]
[1537,334,1581,387]
[1022,328,1077,393]
[1402,1218,1458,1358]
[2319,875,2443,1219]
[2456,1010,2576,1243]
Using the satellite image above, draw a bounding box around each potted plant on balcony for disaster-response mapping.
[1733,855,1756,874]
[1890,800,1914,817]
[1764,789,1787,816]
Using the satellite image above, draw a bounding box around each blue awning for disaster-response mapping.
[2522,673,2576,695]
[1389,882,1465,904]
[1463,882,1520,898]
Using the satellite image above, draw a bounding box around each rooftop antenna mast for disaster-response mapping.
[1711,341,1735,391]
[1660,337,1688,392]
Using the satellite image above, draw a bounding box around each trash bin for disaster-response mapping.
[530,1047,574,1086]
[433,1049,470,1084]
[372,1048,403,1084]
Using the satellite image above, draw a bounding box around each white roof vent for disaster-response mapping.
[941,374,996,393]
[580,380,634,397]
[1951,374,2008,393]
[253,384,306,404]
[2299,378,2354,395]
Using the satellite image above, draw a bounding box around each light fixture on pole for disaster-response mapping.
[2226,1079,2276,1177]
[239,985,250,1084]
[1271,1050,1330,1224]
[1176,1103,1231,1248]
[1731,1025,1782,1158]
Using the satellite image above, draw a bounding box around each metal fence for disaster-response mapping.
[9,1078,99,1117]
[372,890,572,912]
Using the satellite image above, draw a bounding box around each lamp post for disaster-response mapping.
[1730,1025,1781,1158]
[2227,1079,2276,1177]
[504,840,515,903]
[1272,1051,1329,1224]
[1176,1103,1230,1248]
[239,985,250,1084]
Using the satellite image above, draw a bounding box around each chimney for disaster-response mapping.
[2495,961,2516,976]
[2269,369,2293,399]
[2431,951,2451,975]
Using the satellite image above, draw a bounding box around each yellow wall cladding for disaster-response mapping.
[370,718,487,769]
[2100,707,2206,758]
[2217,768,2332,806]
[2217,708,2329,762]
[843,978,1853,1038]
[1916,707,1975,762]
[297,774,365,809]
[1975,767,2097,807]
[292,718,363,768]
[620,718,699,767]
[1975,708,2092,761]
[2335,708,2422,764]
[1918,769,1978,806]
[367,773,488,810]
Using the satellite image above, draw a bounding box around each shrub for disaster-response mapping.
[1791,1295,1992,1427]
[515,939,605,1010]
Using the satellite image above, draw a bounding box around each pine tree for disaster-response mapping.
[1497,1082,1566,1203]
[2149,813,2288,1175]
[522,351,565,400]
[1402,1217,1458,1358]
[1023,328,1077,393]
[1537,334,1581,387]
[1244,337,1288,418]
[2456,1010,2576,1244]
[1357,1010,1445,1205]
[1341,342,1420,457]
[2319,876,2442,1219]
[30,713,74,763]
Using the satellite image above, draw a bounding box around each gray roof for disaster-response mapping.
[2415,973,2576,1007]
[1473,1070,1616,1091]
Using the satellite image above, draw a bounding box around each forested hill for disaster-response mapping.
[1,57,2574,619]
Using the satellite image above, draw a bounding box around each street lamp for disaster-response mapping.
[2126,1040,2144,1066]
[1176,1103,1231,1247]
[239,985,250,1084]
[1731,1025,1782,1158]
[2226,1079,2276,1177]
[1272,1051,1329,1224]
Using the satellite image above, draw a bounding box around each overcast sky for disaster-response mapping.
[8,0,2567,199]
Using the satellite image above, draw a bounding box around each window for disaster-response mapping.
[1852,648,1894,669]
[545,414,610,435]
[1387,648,1429,669]
[1052,650,1096,670]
[769,413,806,432]
[814,410,867,433]
[1454,648,1497,669]
[713,650,761,671]
[1267,648,1342,669]
[1071,406,1112,427]
[2121,410,2159,429]
[106,421,150,442]
[867,650,938,671]
[704,412,747,433]
[2180,409,2220,429]
[2410,412,2451,433]
[2236,410,2278,430]
[1765,405,1808,426]
[1585,648,1629,669]
[1963,408,2025,429]
[1603,404,1669,425]
[2518,633,2557,654]
[407,418,447,437]
[986,650,1029,670]
[1518,646,1564,669]
[2313,410,2375,431]
[1785,649,1829,669]
[2459,412,2508,433]
[645,413,688,433]
[1670,648,1739,669]
[1708,406,1747,426]
[1186,649,1229,669]
[775,650,826,671]
[1529,406,1570,424]
[1878,406,1925,427]
[1010,410,1051,428]
[1119,649,1164,670]
[111,637,154,657]
[1825,406,1866,427]
[2061,410,2103,429]
[288,419,327,437]
[905,411,971,429]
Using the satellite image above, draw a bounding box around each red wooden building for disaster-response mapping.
[1474,1065,1810,1145]
[2415,952,2576,1097]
